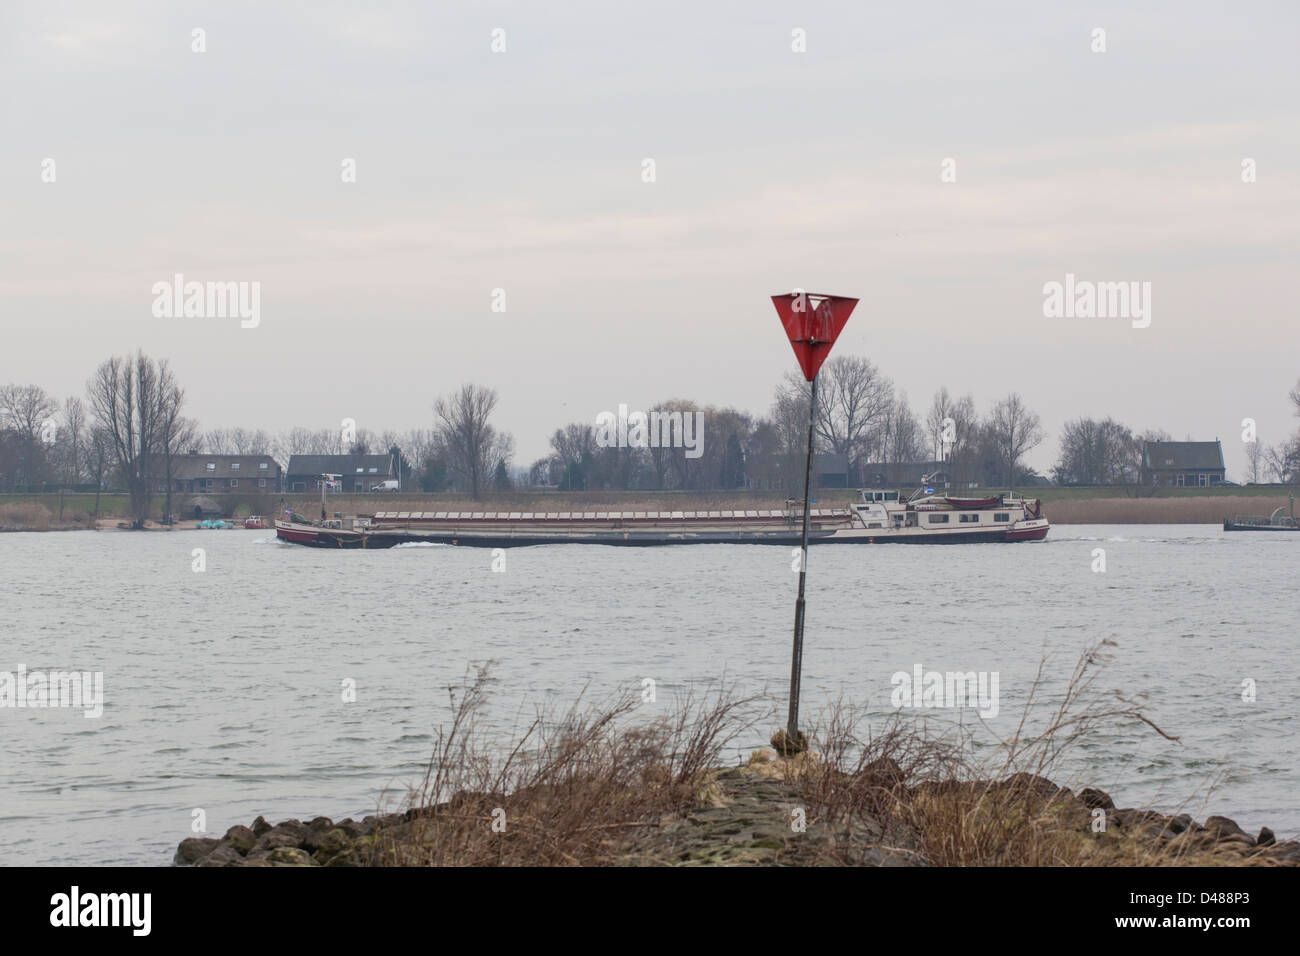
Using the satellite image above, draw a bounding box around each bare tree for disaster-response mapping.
[86,352,186,527]
[550,422,597,490]
[87,425,112,519]
[881,391,925,485]
[1245,436,1264,485]
[926,388,978,486]
[987,393,1044,493]
[432,384,511,498]
[0,383,57,487]
[62,397,87,486]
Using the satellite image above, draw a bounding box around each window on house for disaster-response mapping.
[927,514,950,524]
[258,478,266,487]
[205,462,216,471]
[230,462,240,470]
[258,462,268,470]
[230,479,238,487]
[368,467,378,473]
[356,468,364,473]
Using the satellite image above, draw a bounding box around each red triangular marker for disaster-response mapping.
[771,293,859,380]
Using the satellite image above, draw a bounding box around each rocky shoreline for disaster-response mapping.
[175,755,1300,867]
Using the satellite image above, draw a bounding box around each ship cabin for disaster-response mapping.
[855,488,906,529]
[854,487,1023,531]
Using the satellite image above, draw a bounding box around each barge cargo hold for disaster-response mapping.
[275,488,1050,549]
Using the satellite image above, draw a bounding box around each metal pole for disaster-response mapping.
[786,373,818,743]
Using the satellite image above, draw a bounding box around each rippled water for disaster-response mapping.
[1,524,1296,864]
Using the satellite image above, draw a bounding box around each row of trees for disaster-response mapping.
[5,356,1298,511]
[525,357,1048,494]
[0,358,517,520]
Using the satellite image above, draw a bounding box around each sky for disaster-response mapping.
[1,0,1297,477]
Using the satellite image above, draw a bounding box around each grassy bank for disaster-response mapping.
[4,485,1295,528]
[175,646,1299,867]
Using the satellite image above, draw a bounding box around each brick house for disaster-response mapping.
[1142,440,1226,487]
[153,453,282,494]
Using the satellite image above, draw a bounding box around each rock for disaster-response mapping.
[272,819,309,841]
[174,837,219,865]
[267,846,318,866]
[1078,788,1114,810]
[770,729,807,756]
[1258,827,1276,846]
[334,819,367,839]
[323,834,376,867]
[302,818,338,852]
[197,844,244,867]
[1110,808,1167,830]
[251,815,273,836]
[222,825,257,855]
[996,772,1068,801]
[312,828,354,863]
[859,757,906,791]
[1167,814,1196,834]
[255,827,305,852]
[1203,815,1249,841]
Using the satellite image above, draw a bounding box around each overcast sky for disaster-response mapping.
[2,1,1296,476]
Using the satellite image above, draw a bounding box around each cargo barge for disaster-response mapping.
[275,487,1050,549]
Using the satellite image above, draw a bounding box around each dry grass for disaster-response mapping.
[1046,495,1292,524]
[0,502,52,531]
[370,671,764,866]
[354,641,1275,867]
[785,640,1240,866]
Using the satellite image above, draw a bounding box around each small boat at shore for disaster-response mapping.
[275,486,1050,549]
[1223,506,1299,532]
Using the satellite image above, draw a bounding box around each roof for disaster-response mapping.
[157,454,280,479]
[1143,441,1224,471]
[286,454,395,477]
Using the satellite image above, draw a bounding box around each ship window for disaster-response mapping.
[959,514,979,523]
[927,514,949,524]
[885,491,898,501]
[994,512,1010,522]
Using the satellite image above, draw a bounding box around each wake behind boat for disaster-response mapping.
[275,486,1050,549]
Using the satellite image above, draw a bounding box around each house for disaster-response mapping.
[814,453,850,488]
[285,454,398,493]
[1142,440,1226,487]
[152,453,281,494]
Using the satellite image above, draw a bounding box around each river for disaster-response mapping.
[0,524,1295,864]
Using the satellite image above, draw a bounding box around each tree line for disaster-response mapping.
[4,353,1298,523]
